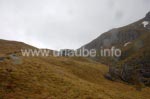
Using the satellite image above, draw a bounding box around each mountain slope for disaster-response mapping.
[0,40,150,99]
[83,12,150,50]
[81,12,150,87]
[0,39,35,56]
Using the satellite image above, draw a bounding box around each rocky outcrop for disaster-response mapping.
[105,63,150,87]
[105,65,120,81]
[121,64,133,82]
[144,11,150,21]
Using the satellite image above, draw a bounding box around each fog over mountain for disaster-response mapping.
[0,0,149,50]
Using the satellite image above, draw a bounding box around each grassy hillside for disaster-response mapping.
[0,39,35,56]
[0,40,150,99]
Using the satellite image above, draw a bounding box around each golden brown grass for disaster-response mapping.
[0,55,150,99]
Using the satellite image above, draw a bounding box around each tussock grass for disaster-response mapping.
[0,56,150,99]
[0,39,149,99]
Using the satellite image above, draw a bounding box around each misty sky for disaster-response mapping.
[0,0,150,50]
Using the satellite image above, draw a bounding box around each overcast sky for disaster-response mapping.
[0,0,149,50]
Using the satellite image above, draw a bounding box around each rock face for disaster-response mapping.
[144,12,150,21]
[106,63,150,86]
[81,12,150,87]
[82,24,144,50]
[121,65,133,82]
[139,65,150,86]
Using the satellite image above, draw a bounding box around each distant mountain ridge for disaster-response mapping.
[82,12,150,50]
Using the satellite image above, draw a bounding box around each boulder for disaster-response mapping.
[104,73,115,81]
[9,54,22,64]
